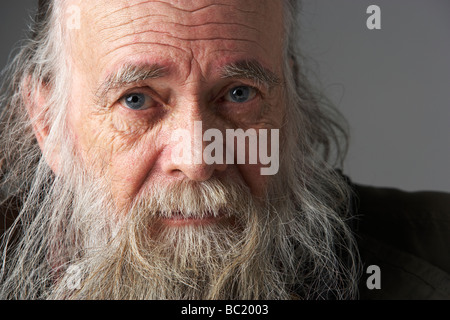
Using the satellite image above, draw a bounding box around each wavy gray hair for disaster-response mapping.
[0,0,360,299]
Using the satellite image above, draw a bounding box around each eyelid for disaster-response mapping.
[221,84,261,103]
[119,93,149,110]
[116,87,162,110]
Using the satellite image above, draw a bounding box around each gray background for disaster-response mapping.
[1,1,449,192]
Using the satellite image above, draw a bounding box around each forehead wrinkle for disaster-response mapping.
[186,50,207,86]
[93,0,266,38]
[102,41,186,60]
[102,36,268,63]
[102,27,171,44]
[96,0,259,24]
[101,17,260,34]
[95,0,153,24]
[106,30,265,53]
[132,0,260,14]
[98,13,169,33]
[99,9,262,44]
[84,1,275,62]
[169,21,259,32]
[160,1,258,14]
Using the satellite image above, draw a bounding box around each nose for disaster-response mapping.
[161,107,228,182]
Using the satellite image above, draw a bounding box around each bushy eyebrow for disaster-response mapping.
[220,59,281,88]
[93,59,280,106]
[94,63,167,105]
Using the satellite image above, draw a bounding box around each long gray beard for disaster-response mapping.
[46,176,298,300]
[1,158,359,300]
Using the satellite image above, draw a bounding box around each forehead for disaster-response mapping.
[68,0,285,79]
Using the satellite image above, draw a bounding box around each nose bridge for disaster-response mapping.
[165,97,227,181]
[179,104,207,164]
[173,95,208,145]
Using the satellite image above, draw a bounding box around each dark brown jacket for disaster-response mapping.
[353,183,450,299]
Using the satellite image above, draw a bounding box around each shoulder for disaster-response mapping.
[350,182,450,299]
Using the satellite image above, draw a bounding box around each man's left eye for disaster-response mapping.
[120,93,154,110]
[224,86,257,103]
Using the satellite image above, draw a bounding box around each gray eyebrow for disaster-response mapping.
[94,63,167,105]
[220,60,281,88]
[93,60,280,106]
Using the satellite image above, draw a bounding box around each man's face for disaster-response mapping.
[65,0,285,219]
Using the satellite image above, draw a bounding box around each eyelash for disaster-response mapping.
[217,84,262,104]
[116,87,160,111]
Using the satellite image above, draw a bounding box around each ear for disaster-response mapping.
[24,76,60,174]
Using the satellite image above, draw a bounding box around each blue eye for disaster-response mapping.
[121,93,153,110]
[225,86,256,103]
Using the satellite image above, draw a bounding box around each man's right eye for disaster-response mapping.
[120,93,155,110]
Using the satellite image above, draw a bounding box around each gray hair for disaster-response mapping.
[0,0,69,199]
[0,1,360,299]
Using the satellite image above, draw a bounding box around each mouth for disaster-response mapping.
[158,210,227,227]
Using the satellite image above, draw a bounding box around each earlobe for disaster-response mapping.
[24,76,60,174]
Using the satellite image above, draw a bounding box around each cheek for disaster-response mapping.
[232,122,282,197]
[237,164,268,197]
[98,131,165,209]
[108,150,153,204]
[67,107,163,207]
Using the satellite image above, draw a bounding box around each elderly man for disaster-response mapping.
[0,0,449,300]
